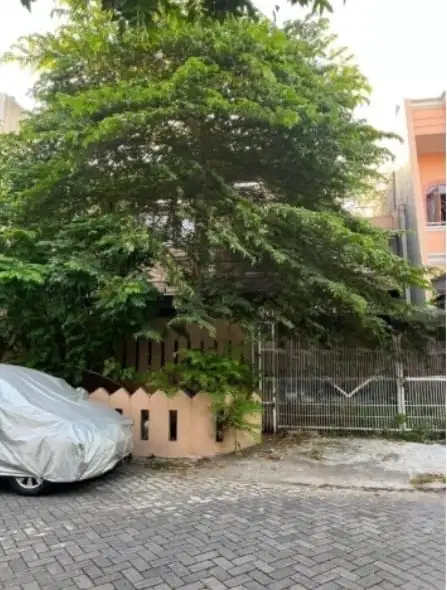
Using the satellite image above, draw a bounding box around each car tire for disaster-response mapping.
[7,476,48,496]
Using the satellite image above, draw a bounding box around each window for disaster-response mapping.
[426,184,446,224]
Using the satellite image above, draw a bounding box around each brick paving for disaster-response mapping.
[0,465,444,589]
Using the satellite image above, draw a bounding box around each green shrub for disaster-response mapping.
[149,349,261,441]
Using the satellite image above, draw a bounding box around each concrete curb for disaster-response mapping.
[265,480,446,494]
[128,449,447,494]
[206,476,447,494]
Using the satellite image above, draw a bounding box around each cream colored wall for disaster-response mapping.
[406,101,428,268]
[101,319,259,457]
[0,94,25,133]
[368,214,397,230]
[89,387,261,458]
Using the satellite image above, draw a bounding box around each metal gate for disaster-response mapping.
[258,330,446,433]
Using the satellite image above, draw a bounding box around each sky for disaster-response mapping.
[0,0,446,165]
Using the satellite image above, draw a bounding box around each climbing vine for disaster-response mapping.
[149,349,261,441]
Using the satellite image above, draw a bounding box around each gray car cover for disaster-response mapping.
[0,364,133,482]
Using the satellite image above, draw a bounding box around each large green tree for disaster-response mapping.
[0,194,163,381]
[20,0,335,17]
[1,2,430,379]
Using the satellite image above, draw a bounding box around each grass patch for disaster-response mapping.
[304,447,325,461]
[141,456,198,471]
[410,473,446,487]
[147,457,174,470]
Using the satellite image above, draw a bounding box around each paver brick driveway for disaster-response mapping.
[0,465,444,590]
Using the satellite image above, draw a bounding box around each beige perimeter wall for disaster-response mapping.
[89,387,261,458]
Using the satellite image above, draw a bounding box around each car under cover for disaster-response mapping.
[0,364,133,482]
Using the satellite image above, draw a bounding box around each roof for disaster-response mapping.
[407,92,446,109]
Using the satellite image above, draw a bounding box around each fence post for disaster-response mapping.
[394,337,407,431]
[253,326,262,397]
[270,323,278,433]
[256,322,277,434]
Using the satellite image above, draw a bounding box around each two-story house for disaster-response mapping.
[369,92,446,305]
[406,93,446,271]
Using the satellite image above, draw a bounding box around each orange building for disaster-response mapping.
[405,93,446,270]
[368,93,445,304]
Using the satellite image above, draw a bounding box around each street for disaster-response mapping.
[0,465,444,590]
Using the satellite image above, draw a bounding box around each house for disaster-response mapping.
[368,92,446,304]
[406,92,445,271]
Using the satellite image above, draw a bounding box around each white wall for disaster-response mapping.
[0,93,25,133]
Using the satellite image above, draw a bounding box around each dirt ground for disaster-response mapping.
[140,432,446,491]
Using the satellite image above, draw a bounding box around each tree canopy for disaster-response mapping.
[1,1,431,380]
[20,0,336,17]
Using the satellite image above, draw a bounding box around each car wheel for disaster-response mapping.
[7,476,48,496]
